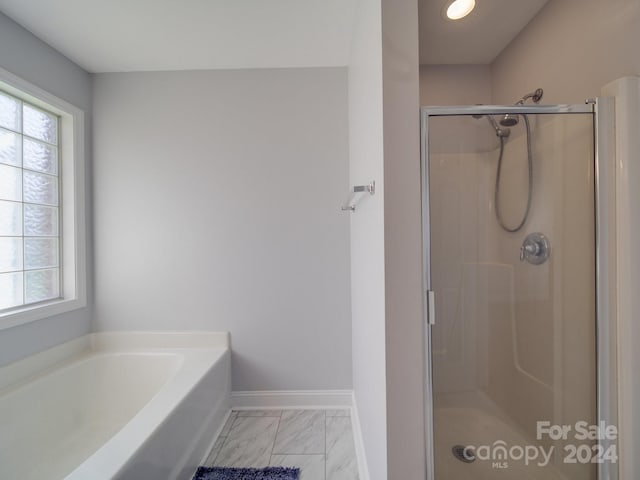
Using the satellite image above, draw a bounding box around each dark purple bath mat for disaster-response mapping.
[193,466,300,480]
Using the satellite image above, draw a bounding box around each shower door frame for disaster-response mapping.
[420,99,618,480]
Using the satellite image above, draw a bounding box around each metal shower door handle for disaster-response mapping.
[427,290,436,325]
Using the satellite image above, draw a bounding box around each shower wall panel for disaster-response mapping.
[486,115,595,452]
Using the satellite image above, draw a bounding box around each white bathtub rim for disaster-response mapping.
[0,331,229,393]
[90,331,230,351]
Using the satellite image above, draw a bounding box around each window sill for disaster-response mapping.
[0,297,87,330]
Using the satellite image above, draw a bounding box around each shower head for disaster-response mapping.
[498,88,544,128]
[474,114,510,138]
[520,88,544,104]
[500,114,519,127]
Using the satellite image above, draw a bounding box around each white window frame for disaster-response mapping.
[0,67,86,329]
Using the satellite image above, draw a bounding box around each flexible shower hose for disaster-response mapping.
[494,114,533,233]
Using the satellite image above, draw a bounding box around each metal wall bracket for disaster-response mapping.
[341,181,375,212]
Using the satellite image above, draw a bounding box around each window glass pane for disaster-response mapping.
[25,268,59,303]
[0,93,20,132]
[23,138,57,174]
[0,128,21,167]
[0,200,22,236]
[0,92,64,313]
[23,104,57,145]
[0,164,23,202]
[24,237,58,270]
[0,90,66,313]
[23,170,58,206]
[0,272,23,309]
[0,237,23,272]
[24,204,57,236]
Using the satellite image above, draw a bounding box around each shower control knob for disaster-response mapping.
[520,243,538,260]
[520,233,550,265]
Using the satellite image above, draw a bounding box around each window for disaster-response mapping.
[0,92,61,310]
[0,68,86,328]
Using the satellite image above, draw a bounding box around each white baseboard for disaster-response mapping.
[351,392,371,480]
[231,389,353,409]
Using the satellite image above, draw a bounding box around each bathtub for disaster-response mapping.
[0,332,231,480]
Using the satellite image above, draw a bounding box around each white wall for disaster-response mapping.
[348,0,425,477]
[602,76,640,480]
[0,12,93,366]
[92,68,352,391]
[347,0,387,477]
[491,0,640,104]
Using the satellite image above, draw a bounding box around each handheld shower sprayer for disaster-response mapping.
[472,88,544,233]
[473,113,511,138]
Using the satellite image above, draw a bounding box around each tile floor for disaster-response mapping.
[201,409,359,480]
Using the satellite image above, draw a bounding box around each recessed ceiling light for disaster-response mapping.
[445,0,476,20]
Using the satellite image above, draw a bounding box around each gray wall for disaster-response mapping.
[381,0,425,477]
[92,68,352,391]
[490,2,640,477]
[419,64,492,105]
[421,0,640,107]
[0,12,93,366]
[491,0,640,104]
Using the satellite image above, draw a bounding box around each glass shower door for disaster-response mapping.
[423,107,600,480]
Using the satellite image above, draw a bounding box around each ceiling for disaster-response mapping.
[419,0,551,65]
[0,0,357,73]
[0,0,550,73]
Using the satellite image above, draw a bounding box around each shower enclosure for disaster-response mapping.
[421,100,616,480]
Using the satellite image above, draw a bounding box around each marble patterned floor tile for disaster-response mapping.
[270,454,326,480]
[273,410,325,454]
[219,411,238,437]
[236,410,283,417]
[214,416,279,468]
[326,416,359,480]
[203,436,226,466]
[325,409,350,417]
